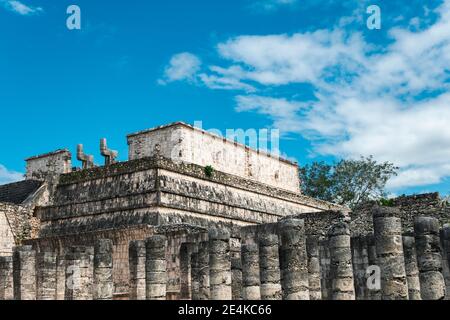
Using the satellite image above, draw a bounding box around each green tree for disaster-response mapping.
[300,156,398,209]
[299,161,334,202]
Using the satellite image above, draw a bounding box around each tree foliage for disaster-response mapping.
[299,156,398,209]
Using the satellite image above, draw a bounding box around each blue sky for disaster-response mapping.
[1,0,450,196]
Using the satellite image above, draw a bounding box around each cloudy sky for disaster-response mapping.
[1,0,449,196]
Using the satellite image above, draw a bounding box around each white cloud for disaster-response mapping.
[160,0,450,191]
[199,72,256,92]
[216,31,367,86]
[0,164,23,185]
[159,53,256,91]
[158,52,201,85]
[1,0,43,15]
[236,95,306,134]
[206,0,450,190]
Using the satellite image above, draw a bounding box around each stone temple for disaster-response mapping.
[1,121,450,300]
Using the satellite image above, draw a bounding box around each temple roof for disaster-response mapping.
[0,180,43,205]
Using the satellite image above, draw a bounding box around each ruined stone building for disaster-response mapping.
[0,122,449,300]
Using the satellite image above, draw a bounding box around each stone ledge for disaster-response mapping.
[58,155,346,212]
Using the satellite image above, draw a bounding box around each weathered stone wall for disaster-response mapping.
[351,193,450,236]
[36,155,342,240]
[127,122,300,193]
[0,203,37,256]
[0,206,15,256]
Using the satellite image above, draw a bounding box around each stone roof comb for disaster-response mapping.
[76,144,95,169]
[100,138,118,166]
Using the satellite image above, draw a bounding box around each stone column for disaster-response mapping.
[241,243,261,300]
[279,218,309,300]
[328,221,355,300]
[414,217,446,300]
[191,247,200,300]
[373,207,408,300]
[145,235,167,300]
[306,235,322,300]
[319,238,331,299]
[258,232,282,300]
[180,242,195,300]
[351,236,369,300]
[441,225,450,268]
[13,245,36,300]
[441,225,450,300]
[93,239,113,300]
[402,236,421,300]
[197,241,210,300]
[64,246,94,300]
[366,234,381,300]
[55,249,66,300]
[0,256,13,300]
[209,229,232,300]
[36,251,57,300]
[231,237,243,300]
[129,240,146,300]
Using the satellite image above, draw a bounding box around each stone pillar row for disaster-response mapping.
[370,207,448,301]
[188,218,356,301]
[1,239,113,301]
[4,214,449,301]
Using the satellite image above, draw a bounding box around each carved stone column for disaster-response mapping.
[258,232,282,300]
[145,235,167,300]
[93,239,113,300]
[241,243,261,300]
[13,246,37,300]
[306,235,322,300]
[129,240,146,300]
[209,229,232,300]
[197,241,210,300]
[414,217,446,300]
[402,236,421,300]
[328,221,355,300]
[373,207,408,300]
[351,236,369,300]
[279,218,309,300]
[64,246,94,300]
[36,251,57,300]
[0,256,13,300]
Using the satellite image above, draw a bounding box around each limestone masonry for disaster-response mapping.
[0,121,449,300]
